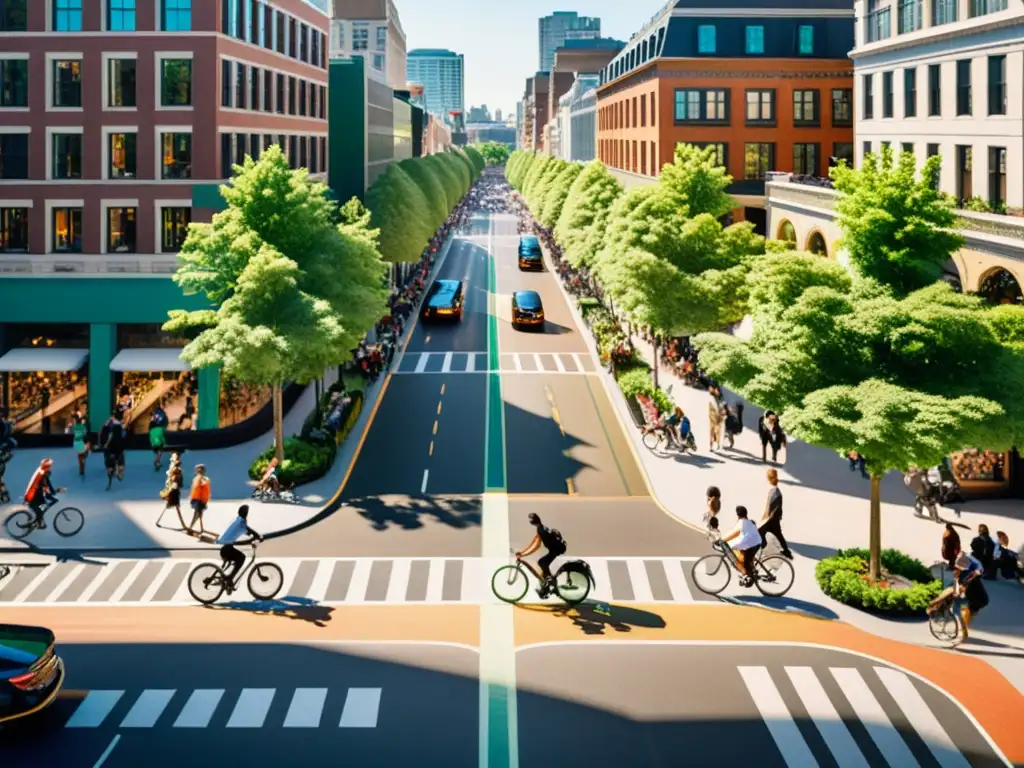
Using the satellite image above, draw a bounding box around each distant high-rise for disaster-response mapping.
[406,49,465,121]
[538,11,600,71]
[330,0,407,89]
[495,108,503,122]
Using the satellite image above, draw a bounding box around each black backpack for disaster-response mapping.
[544,526,566,550]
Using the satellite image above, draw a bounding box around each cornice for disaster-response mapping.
[596,67,851,100]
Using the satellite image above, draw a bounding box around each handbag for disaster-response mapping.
[159,487,170,499]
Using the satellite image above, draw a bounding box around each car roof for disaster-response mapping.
[519,235,539,244]
[428,279,461,306]
[513,290,542,307]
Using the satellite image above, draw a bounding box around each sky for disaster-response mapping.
[392,0,659,119]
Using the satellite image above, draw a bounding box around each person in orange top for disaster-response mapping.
[187,463,210,537]
[24,458,66,528]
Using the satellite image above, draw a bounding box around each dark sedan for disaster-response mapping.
[0,625,65,727]
[511,290,545,331]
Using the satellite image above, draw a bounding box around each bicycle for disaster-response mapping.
[0,564,9,582]
[186,541,284,605]
[927,589,966,644]
[250,485,296,503]
[691,534,795,597]
[491,549,594,606]
[641,424,696,454]
[4,497,84,540]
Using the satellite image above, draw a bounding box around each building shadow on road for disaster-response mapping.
[201,595,334,627]
[721,594,840,621]
[517,601,667,636]
[345,495,482,531]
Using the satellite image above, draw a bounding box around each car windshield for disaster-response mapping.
[428,281,459,307]
[516,292,541,310]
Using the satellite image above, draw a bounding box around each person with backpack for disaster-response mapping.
[149,400,169,471]
[516,513,567,598]
[98,411,126,490]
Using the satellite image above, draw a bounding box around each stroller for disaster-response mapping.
[724,403,744,449]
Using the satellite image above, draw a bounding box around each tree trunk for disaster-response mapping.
[272,384,285,463]
[869,474,882,581]
[652,334,660,389]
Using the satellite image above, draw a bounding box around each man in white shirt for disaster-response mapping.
[216,504,262,587]
[722,505,761,587]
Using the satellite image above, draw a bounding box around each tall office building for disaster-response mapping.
[406,49,464,119]
[329,0,407,88]
[538,11,600,71]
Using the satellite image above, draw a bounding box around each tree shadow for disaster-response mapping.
[201,595,335,627]
[344,495,482,532]
[722,594,841,620]
[504,396,596,494]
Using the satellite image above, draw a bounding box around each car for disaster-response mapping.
[518,236,543,271]
[0,624,65,728]
[422,279,464,322]
[511,290,545,330]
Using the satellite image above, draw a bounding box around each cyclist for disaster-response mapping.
[24,458,66,529]
[721,505,760,587]
[255,457,281,495]
[516,513,567,598]
[953,551,989,644]
[215,504,262,590]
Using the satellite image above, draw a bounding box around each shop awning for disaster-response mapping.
[109,348,190,372]
[0,348,89,372]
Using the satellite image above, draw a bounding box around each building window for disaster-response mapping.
[927,143,939,158]
[52,207,83,253]
[288,136,297,168]
[52,133,82,178]
[351,24,368,50]
[310,138,317,172]
[793,90,818,125]
[220,133,233,177]
[928,63,941,115]
[746,89,774,124]
[162,0,191,31]
[310,83,317,118]
[300,23,309,62]
[692,142,726,167]
[797,25,814,55]
[897,0,922,32]
[250,67,260,110]
[901,142,914,156]
[866,0,891,41]
[257,0,266,46]
[0,1,27,32]
[319,85,325,119]
[862,74,874,119]
[53,60,82,108]
[221,60,232,106]
[969,0,1008,16]
[263,71,272,112]
[109,0,135,30]
[107,207,136,253]
[312,28,321,66]
[108,58,136,107]
[793,143,819,175]
[697,24,716,54]
[673,88,728,123]
[275,73,284,114]
[161,132,192,179]
[376,25,386,51]
[109,132,136,178]
[288,76,296,114]
[831,88,852,126]
[956,145,972,200]
[904,68,917,117]
[249,133,260,160]
[372,54,384,72]
[988,55,1006,115]
[745,25,765,54]
[863,141,872,159]
[53,0,82,31]
[222,0,237,36]
[299,81,307,115]
[299,136,307,169]
[161,208,191,252]
[234,133,246,165]
[235,63,246,109]
[289,18,297,58]
[0,208,28,252]
[882,71,893,117]
[275,11,285,52]
[933,0,957,23]
[989,147,1006,209]
[161,59,192,107]
[832,142,854,167]
[0,59,28,107]
[956,59,971,115]
[0,134,29,179]
[744,143,774,180]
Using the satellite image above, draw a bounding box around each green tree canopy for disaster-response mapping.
[463,144,486,175]
[987,304,1024,349]
[444,150,472,195]
[451,147,477,183]
[539,162,582,228]
[399,158,448,230]
[526,158,566,210]
[508,151,537,189]
[521,154,553,201]
[478,141,511,165]
[831,145,964,296]
[365,163,434,263]
[424,153,462,212]
[660,143,735,219]
[338,196,380,248]
[554,160,623,269]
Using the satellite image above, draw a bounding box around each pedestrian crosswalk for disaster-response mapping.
[0,556,708,606]
[57,686,382,731]
[396,351,597,375]
[738,664,976,768]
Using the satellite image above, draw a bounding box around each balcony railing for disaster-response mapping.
[0,253,180,275]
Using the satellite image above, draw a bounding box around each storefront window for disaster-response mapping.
[950,448,1007,483]
[219,376,271,428]
[1,327,89,435]
[115,370,198,434]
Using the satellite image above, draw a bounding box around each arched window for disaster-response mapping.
[807,231,828,256]
[778,220,797,244]
[980,268,1023,305]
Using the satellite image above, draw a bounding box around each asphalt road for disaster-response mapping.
[2,642,479,768]
[516,643,1006,768]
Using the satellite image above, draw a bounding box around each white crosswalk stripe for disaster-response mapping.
[1,556,706,606]
[394,351,596,375]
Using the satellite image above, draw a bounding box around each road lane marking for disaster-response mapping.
[437,400,443,415]
[10,565,57,602]
[45,563,86,602]
[533,353,542,371]
[138,562,176,603]
[421,469,429,494]
[625,559,654,602]
[107,561,148,603]
[565,478,575,495]
[467,352,476,372]
[443,352,453,372]
[283,688,328,728]
[429,440,434,456]
[92,735,120,768]
[829,667,920,767]
[424,335,431,343]
[346,559,373,603]
[173,689,225,728]
[571,353,584,371]
[415,353,430,373]
[306,560,334,603]
[386,559,412,602]
[662,559,693,603]
[874,667,970,768]
[553,354,565,372]
[65,690,125,728]
[120,689,175,728]
[513,354,522,372]
[339,688,382,728]
[441,383,446,394]
[226,688,275,728]
[785,667,869,768]
[433,420,438,434]
[737,666,817,768]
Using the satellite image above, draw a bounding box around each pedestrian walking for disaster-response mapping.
[758,411,786,463]
[704,485,721,531]
[70,412,89,477]
[941,523,962,572]
[708,388,725,452]
[148,400,169,471]
[98,412,126,490]
[847,451,869,479]
[157,453,186,530]
[187,463,210,537]
[759,468,793,559]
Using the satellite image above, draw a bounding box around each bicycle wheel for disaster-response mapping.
[554,566,591,606]
[929,607,962,642]
[491,565,529,604]
[187,563,226,605]
[53,507,84,537]
[641,430,662,451]
[3,509,34,541]
[248,562,284,600]
[754,556,795,597]
[691,554,732,595]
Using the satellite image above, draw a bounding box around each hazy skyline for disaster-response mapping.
[392,1,658,117]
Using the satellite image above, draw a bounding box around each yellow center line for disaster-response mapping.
[433,420,438,435]
[566,477,576,495]
[425,335,431,343]
[437,401,442,415]
[429,440,434,456]
[440,383,445,395]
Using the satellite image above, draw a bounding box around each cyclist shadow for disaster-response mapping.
[522,601,667,636]
[202,595,334,627]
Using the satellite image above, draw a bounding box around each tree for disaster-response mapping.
[463,144,486,175]
[451,147,477,183]
[554,160,623,269]
[695,255,1024,579]
[338,196,379,248]
[399,158,448,230]
[365,163,434,263]
[527,158,565,210]
[424,153,462,212]
[659,143,735,219]
[521,154,552,201]
[478,141,511,165]
[987,304,1024,349]
[539,162,582,229]
[508,151,536,189]
[831,144,964,296]
[165,146,388,461]
[444,150,472,195]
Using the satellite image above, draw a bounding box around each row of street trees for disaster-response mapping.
[475,141,511,165]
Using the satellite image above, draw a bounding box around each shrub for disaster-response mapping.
[815,548,942,615]
[249,436,337,487]
[615,366,673,414]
